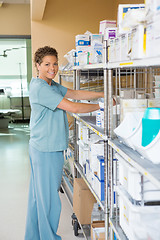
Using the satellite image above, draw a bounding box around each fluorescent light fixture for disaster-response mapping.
[0,1,3,7]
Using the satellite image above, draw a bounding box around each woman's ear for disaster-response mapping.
[36,63,40,70]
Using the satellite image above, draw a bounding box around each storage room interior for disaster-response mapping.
[0,0,160,240]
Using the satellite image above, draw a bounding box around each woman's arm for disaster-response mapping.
[57,98,100,113]
[65,88,104,100]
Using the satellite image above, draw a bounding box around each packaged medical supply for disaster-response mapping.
[90,34,103,45]
[108,38,115,62]
[120,33,129,61]
[104,28,117,41]
[131,24,146,59]
[115,37,121,62]
[75,34,90,46]
[117,4,145,34]
[145,0,160,22]
[99,20,116,35]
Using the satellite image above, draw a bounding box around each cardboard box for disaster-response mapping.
[91,221,105,240]
[73,178,96,225]
[95,231,105,240]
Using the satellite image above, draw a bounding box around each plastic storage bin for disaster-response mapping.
[114,112,144,149]
[135,130,160,164]
[141,107,160,147]
[134,108,160,164]
[117,186,160,240]
[116,153,160,202]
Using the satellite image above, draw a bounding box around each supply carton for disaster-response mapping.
[131,24,146,59]
[117,4,145,34]
[120,33,129,61]
[108,38,115,62]
[91,221,105,240]
[104,28,117,41]
[99,20,116,34]
[73,178,96,225]
[76,34,90,46]
[95,231,105,240]
[115,37,121,62]
[120,99,147,121]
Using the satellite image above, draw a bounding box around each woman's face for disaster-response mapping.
[36,55,58,84]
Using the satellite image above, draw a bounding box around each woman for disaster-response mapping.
[24,46,104,240]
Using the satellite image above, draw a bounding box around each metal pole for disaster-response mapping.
[103,40,109,240]
[19,63,24,121]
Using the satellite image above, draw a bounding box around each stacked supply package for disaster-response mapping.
[76,34,90,66]
[77,119,105,201]
[146,0,160,58]
[89,34,103,64]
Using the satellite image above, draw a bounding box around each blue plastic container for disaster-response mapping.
[142,108,160,147]
[97,155,104,181]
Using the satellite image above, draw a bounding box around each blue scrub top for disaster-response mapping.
[29,77,69,152]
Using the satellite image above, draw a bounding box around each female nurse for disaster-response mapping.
[24,46,104,240]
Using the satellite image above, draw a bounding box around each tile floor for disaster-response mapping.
[0,123,84,240]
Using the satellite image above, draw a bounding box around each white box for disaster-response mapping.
[89,42,103,64]
[75,34,90,46]
[77,121,89,144]
[146,22,155,58]
[120,99,147,121]
[117,4,145,34]
[120,89,134,99]
[152,18,160,58]
[154,76,160,98]
[131,24,146,59]
[78,140,89,167]
[108,38,115,62]
[145,0,160,22]
[90,34,103,45]
[148,98,160,107]
[104,27,117,41]
[116,153,160,201]
[117,186,160,240]
[115,37,121,62]
[99,20,116,34]
[89,140,104,173]
[120,33,129,61]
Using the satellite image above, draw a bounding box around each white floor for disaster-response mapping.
[0,123,84,240]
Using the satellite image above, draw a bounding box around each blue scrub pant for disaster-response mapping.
[24,145,64,240]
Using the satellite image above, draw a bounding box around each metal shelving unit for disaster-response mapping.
[109,139,160,189]
[72,40,110,240]
[108,57,160,240]
[73,114,106,140]
[59,42,160,240]
[109,218,128,240]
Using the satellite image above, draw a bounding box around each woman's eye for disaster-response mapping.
[45,64,49,66]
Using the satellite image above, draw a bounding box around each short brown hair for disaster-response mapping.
[34,46,58,66]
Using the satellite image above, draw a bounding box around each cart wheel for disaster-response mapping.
[73,220,79,236]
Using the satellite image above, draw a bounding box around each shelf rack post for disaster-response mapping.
[103,40,110,240]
